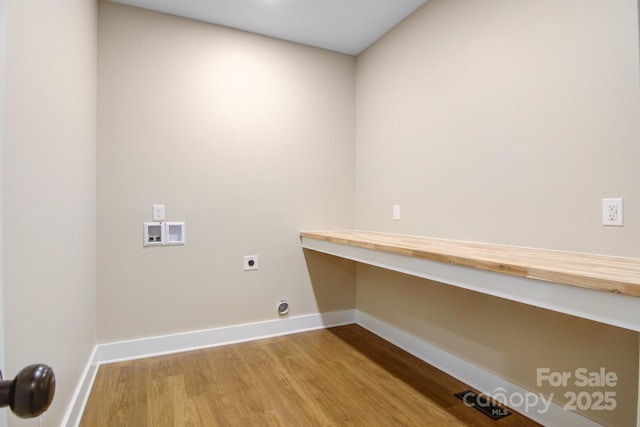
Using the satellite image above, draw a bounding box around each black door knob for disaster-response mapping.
[0,364,55,418]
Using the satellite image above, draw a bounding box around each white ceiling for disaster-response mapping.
[109,0,428,56]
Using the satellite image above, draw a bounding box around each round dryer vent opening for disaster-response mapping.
[277,300,289,316]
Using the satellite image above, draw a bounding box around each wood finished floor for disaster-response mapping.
[80,325,540,426]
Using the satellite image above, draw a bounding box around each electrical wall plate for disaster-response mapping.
[602,198,623,226]
[244,255,259,270]
[153,204,165,221]
[393,205,401,221]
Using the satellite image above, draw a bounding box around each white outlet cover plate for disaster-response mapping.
[602,198,623,226]
[153,204,165,221]
[244,255,259,270]
[393,205,401,221]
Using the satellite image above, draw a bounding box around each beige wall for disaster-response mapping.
[2,0,97,426]
[1,0,637,425]
[355,0,640,426]
[97,2,356,343]
[0,1,7,424]
[356,265,638,426]
[356,0,640,257]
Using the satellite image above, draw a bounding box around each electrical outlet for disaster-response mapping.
[602,198,623,226]
[393,205,401,221]
[244,255,259,271]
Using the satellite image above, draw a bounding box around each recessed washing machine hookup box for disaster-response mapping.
[165,222,185,245]
[144,222,165,246]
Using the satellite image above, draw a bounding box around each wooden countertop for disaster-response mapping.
[300,230,640,297]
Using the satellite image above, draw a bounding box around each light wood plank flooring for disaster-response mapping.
[80,325,540,426]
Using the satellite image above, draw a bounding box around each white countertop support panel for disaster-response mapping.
[301,237,640,332]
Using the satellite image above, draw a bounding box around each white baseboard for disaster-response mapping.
[61,346,99,427]
[355,311,603,427]
[94,309,356,364]
[63,310,356,426]
[64,309,602,427]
